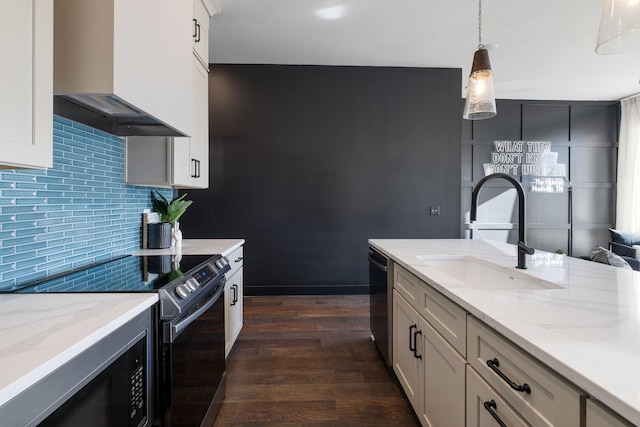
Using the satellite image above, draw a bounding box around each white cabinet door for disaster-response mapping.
[170,57,209,188]
[193,0,210,68]
[0,0,52,169]
[225,265,244,358]
[419,318,466,427]
[227,267,243,358]
[128,57,209,189]
[393,290,421,411]
[190,61,209,188]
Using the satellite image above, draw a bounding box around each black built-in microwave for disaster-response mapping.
[39,336,147,427]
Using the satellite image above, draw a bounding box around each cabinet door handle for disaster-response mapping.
[193,18,198,38]
[486,358,531,394]
[194,20,201,42]
[412,329,423,359]
[196,159,201,178]
[483,400,507,427]
[191,158,197,178]
[230,284,238,305]
[409,324,417,352]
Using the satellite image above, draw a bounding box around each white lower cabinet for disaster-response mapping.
[393,289,421,409]
[467,316,584,426]
[393,289,466,427]
[224,245,244,358]
[466,366,529,427]
[391,263,593,427]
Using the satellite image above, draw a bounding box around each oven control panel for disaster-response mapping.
[194,264,218,286]
[174,264,221,300]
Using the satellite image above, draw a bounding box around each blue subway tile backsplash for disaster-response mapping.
[0,115,173,290]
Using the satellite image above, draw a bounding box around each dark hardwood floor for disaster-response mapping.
[213,295,419,427]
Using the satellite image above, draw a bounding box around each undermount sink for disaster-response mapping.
[417,255,564,291]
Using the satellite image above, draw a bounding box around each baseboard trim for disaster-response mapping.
[245,284,369,296]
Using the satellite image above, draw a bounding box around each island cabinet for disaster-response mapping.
[467,316,584,426]
[391,263,587,427]
[393,264,467,427]
[0,0,53,169]
[224,244,244,358]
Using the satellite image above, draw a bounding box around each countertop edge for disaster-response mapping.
[131,238,245,257]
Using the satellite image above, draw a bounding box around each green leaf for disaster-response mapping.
[150,191,193,224]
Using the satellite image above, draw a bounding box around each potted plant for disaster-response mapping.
[149,191,193,248]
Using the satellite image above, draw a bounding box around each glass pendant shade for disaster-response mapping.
[596,0,640,54]
[463,48,497,120]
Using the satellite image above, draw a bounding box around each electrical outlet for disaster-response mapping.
[430,205,440,216]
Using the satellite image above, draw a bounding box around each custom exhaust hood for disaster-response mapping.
[53,0,192,137]
[53,94,186,137]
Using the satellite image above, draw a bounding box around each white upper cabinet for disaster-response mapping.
[126,0,212,189]
[54,0,192,136]
[193,0,210,68]
[170,56,209,189]
[0,0,53,169]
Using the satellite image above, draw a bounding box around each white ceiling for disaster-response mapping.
[208,0,640,101]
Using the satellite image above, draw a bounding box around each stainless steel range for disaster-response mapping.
[12,253,231,427]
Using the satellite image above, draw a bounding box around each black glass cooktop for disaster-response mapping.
[12,254,215,294]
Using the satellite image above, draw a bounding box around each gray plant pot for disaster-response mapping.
[148,222,172,249]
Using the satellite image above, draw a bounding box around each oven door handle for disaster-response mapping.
[167,285,223,343]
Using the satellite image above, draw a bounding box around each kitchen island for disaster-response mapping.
[371,239,640,425]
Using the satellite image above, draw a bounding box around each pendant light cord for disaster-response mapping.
[478,0,484,49]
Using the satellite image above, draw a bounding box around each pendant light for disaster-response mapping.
[463,0,497,120]
[596,0,640,54]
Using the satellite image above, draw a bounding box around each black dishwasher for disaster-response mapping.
[368,246,392,367]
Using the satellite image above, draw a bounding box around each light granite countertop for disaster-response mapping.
[0,293,158,406]
[0,239,244,408]
[370,238,640,424]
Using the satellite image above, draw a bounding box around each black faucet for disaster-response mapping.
[470,173,535,269]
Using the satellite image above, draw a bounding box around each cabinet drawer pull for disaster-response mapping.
[234,256,243,263]
[409,324,417,352]
[483,400,507,427]
[486,358,531,394]
[412,329,423,359]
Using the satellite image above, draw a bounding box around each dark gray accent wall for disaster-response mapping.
[180,65,462,295]
[461,99,619,257]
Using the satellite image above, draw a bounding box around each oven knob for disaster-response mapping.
[186,278,199,291]
[214,257,228,269]
[175,285,189,299]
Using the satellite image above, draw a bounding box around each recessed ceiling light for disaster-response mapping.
[315,4,347,20]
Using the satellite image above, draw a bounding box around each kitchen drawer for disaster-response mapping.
[419,282,467,357]
[395,264,467,356]
[467,366,530,427]
[394,264,421,309]
[467,316,584,426]
[586,399,634,427]
[225,245,244,278]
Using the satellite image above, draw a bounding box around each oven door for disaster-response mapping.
[160,281,226,427]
